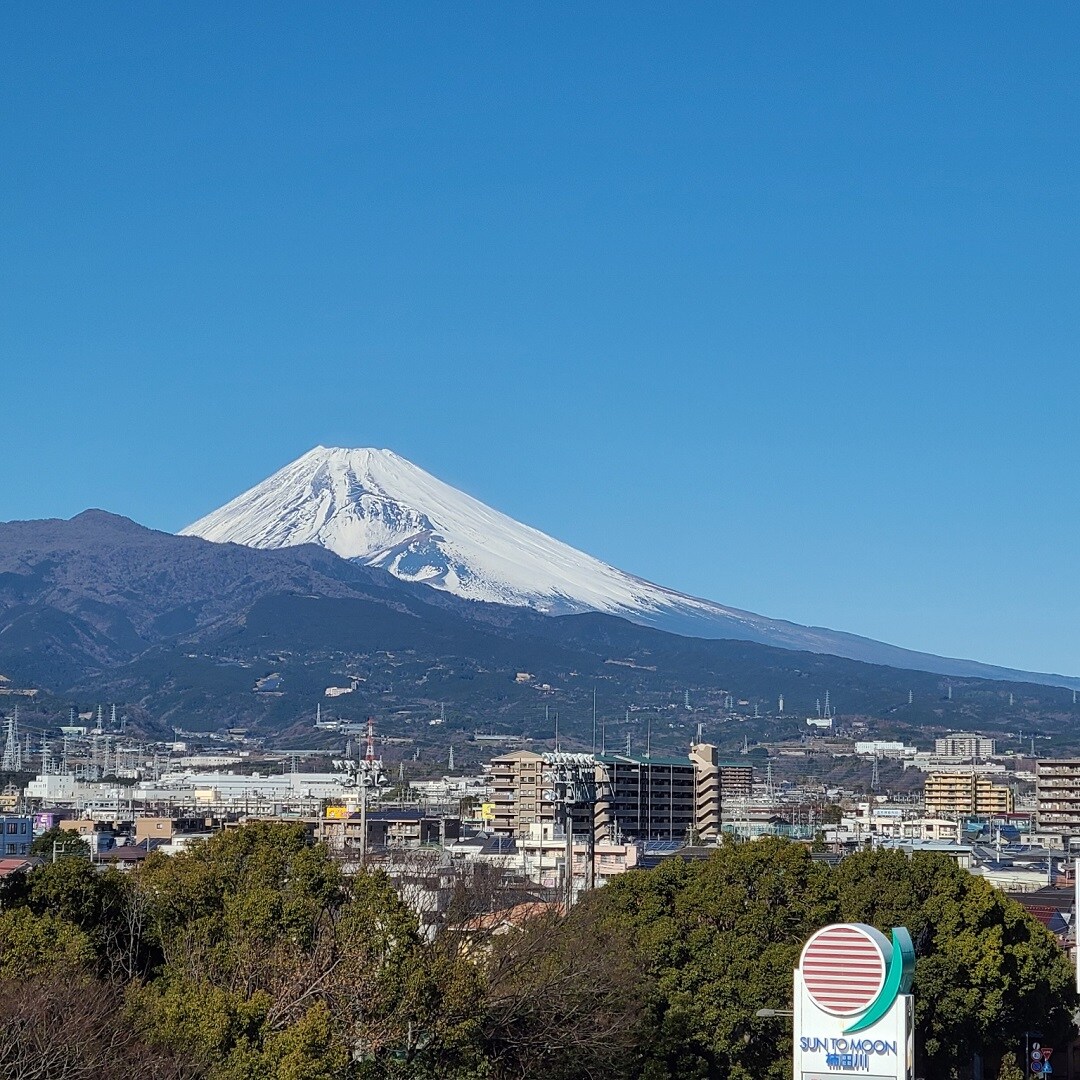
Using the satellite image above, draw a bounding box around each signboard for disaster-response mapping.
[794,923,915,1080]
[324,805,349,819]
[1029,1041,1053,1074]
[480,802,496,822]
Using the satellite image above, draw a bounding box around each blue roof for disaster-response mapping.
[643,840,685,854]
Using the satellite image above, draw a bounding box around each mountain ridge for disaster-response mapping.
[2,511,1077,745]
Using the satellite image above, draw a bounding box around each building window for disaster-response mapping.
[5,823,16,835]
[4,843,16,854]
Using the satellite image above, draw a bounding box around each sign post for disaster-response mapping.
[793,923,915,1080]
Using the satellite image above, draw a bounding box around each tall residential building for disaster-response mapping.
[934,733,996,759]
[486,746,752,843]
[1036,760,1080,834]
[487,751,552,838]
[924,771,1013,817]
[594,752,697,842]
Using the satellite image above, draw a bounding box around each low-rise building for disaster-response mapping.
[318,808,461,853]
[854,740,917,758]
[0,814,32,856]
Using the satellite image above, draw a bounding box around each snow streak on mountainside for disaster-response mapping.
[182,447,1077,686]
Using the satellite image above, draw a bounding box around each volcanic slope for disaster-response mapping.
[182,446,1077,688]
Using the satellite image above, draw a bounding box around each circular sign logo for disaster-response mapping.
[800,923,889,1017]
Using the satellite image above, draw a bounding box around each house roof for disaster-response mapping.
[0,856,39,878]
[454,900,560,933]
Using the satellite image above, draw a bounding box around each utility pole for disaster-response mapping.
[591,686,597,753]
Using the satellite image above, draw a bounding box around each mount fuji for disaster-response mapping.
[181,446,1077,688]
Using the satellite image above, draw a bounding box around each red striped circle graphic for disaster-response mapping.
[800,924,887,1017]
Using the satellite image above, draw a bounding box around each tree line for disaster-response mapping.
[0,824,1072,1079]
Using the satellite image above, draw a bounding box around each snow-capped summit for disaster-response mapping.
[181,445,720,615]
[181,446,1074,685]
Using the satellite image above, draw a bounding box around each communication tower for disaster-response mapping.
[364,717,376,764]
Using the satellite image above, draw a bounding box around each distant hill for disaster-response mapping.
[0,511,1076,751]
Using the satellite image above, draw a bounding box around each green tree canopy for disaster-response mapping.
[29,823,90,858]
[573,838,1076,1080]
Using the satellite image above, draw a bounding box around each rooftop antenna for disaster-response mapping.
[695,720,704,744]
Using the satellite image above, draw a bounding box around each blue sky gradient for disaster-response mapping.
[2,4,1078,673]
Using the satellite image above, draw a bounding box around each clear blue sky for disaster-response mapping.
[2,4,1078,675]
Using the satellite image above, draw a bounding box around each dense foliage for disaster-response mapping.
[0,827,1072,1079]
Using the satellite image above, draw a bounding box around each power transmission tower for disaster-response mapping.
[1,708,21,772]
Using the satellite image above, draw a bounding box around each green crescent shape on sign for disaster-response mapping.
[843,927,915,1034]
